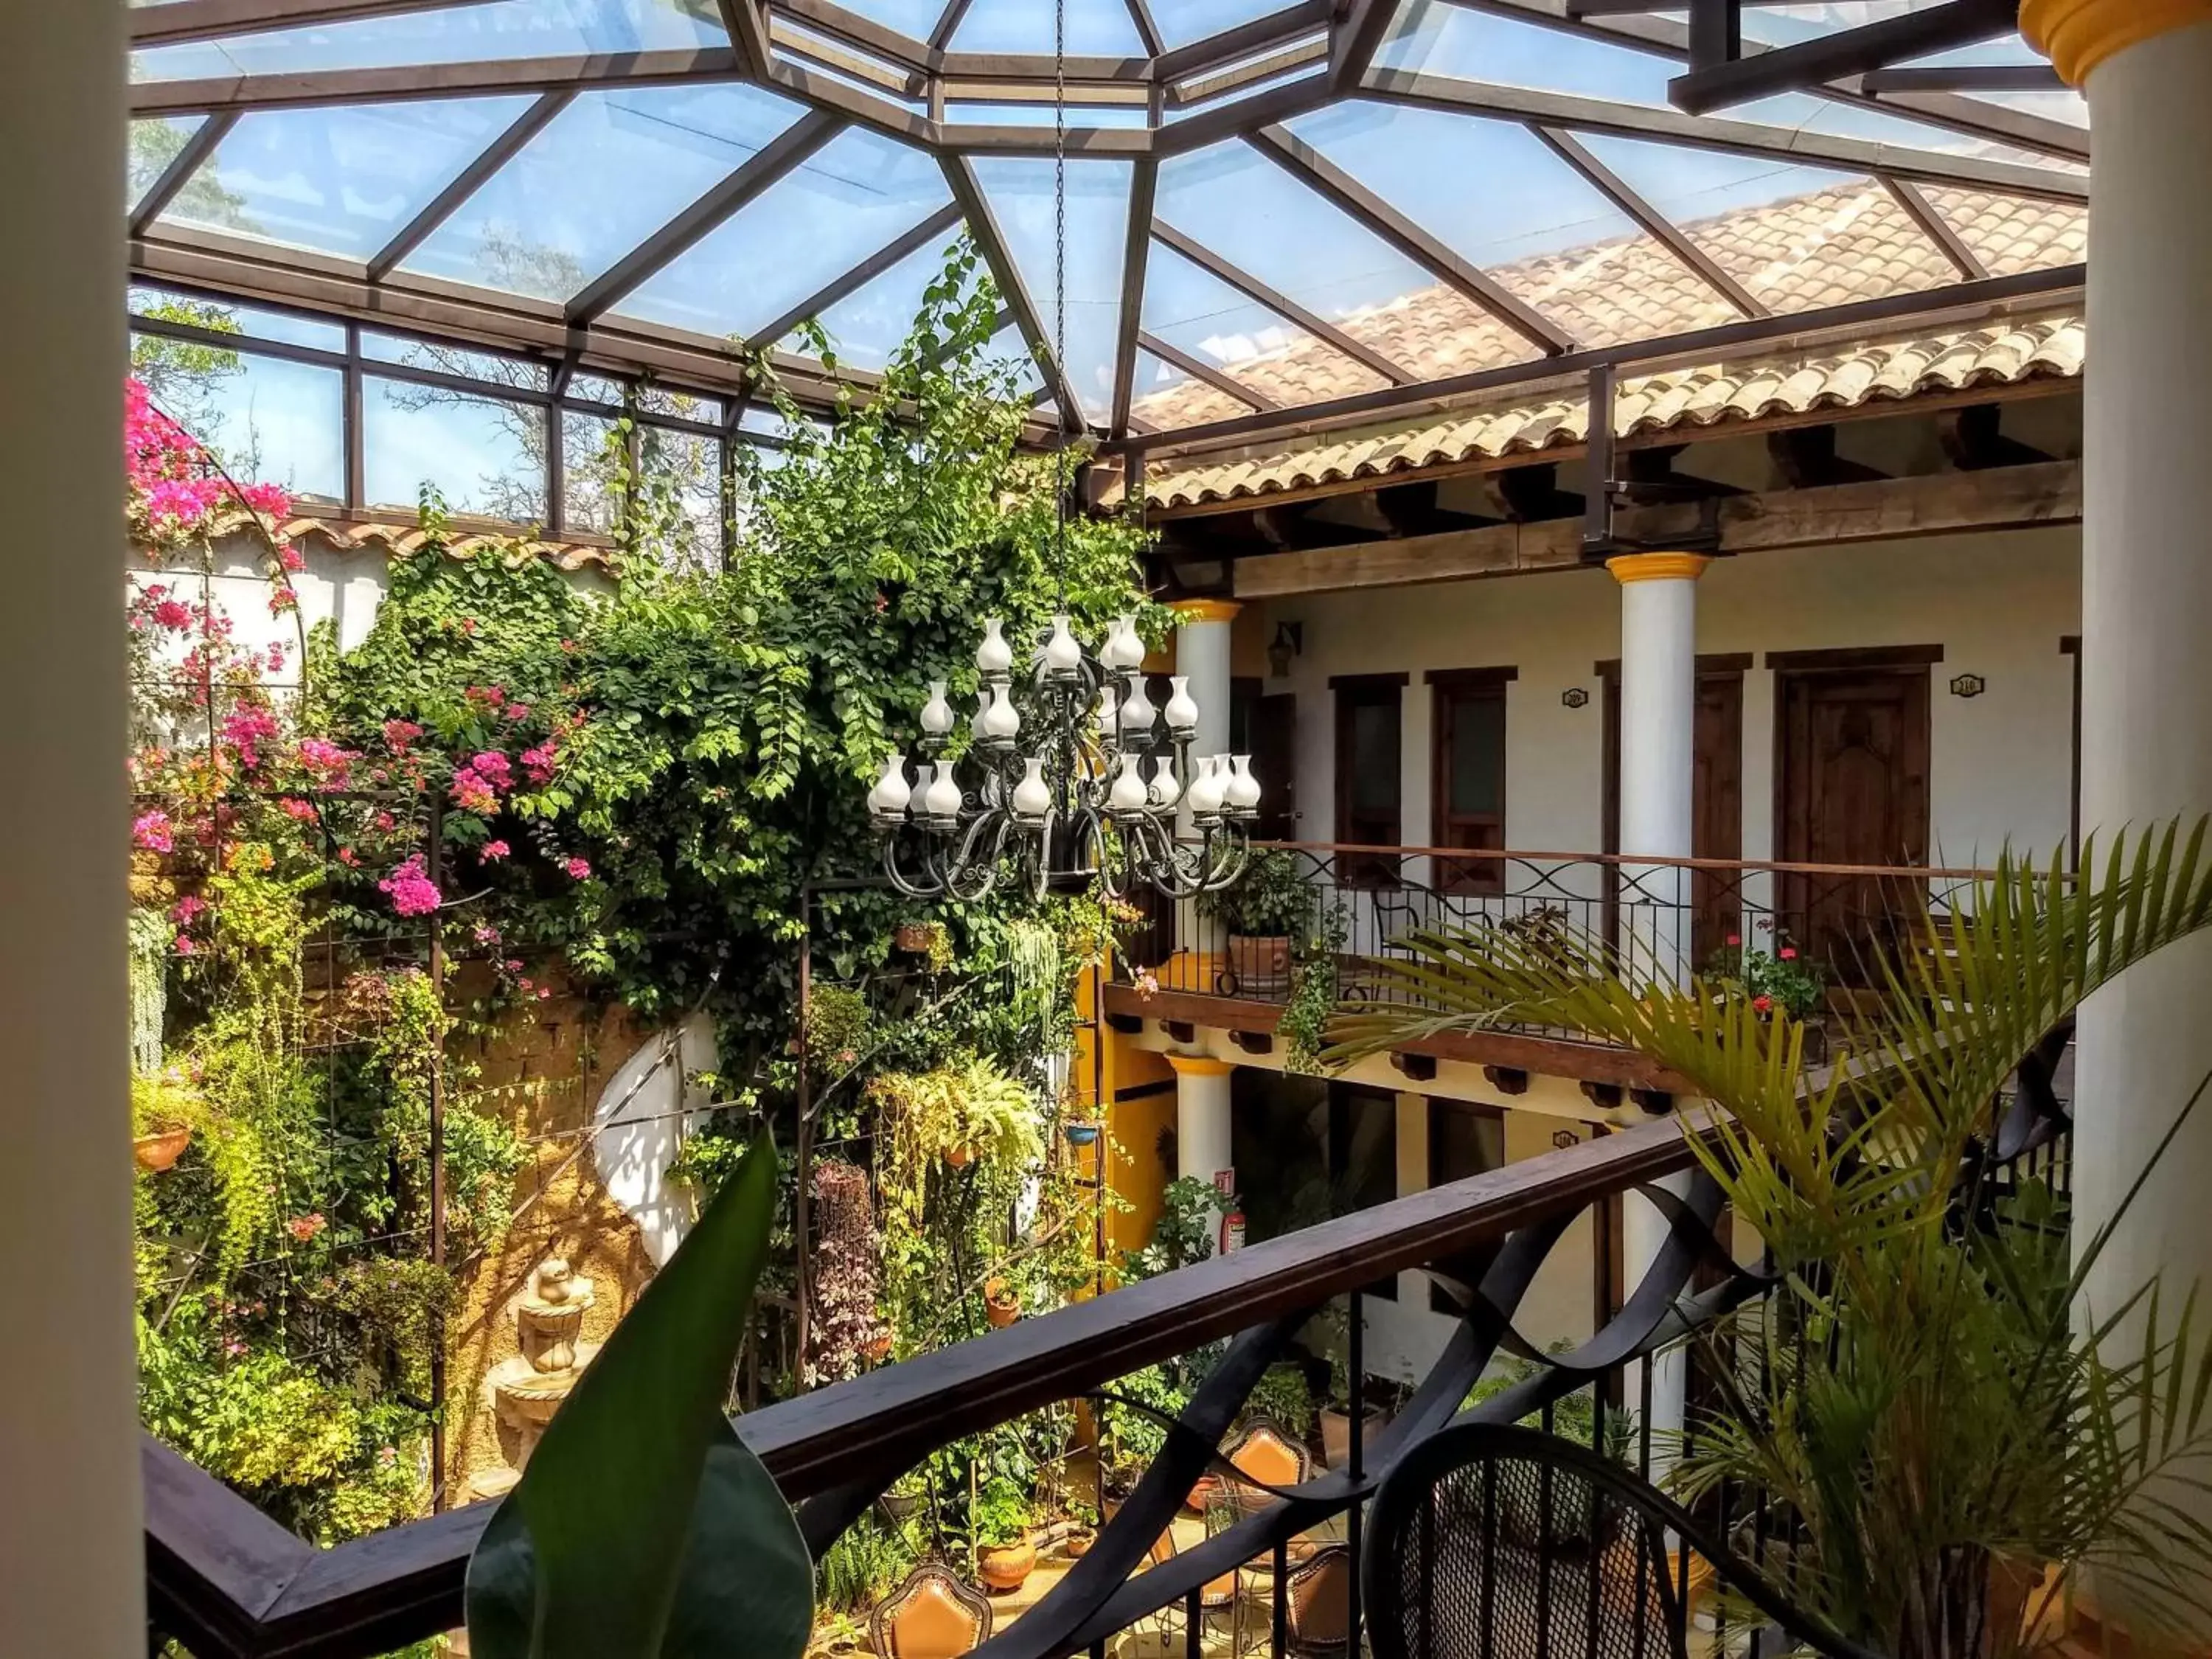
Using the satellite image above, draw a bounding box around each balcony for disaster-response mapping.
[1108,844,1988,1093]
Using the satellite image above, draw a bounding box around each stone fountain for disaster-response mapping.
[462,1256,601,1506]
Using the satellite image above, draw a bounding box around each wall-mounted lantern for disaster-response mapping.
[1267,621,1303,679]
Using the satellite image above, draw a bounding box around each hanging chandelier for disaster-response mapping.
[865,616,1260,901]
[859,0,1258,902]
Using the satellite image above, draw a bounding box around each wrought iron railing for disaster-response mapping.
[1118,842,1989,1026]
[142,1059,2073,1659]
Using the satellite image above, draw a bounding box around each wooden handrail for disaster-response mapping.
[143,1117,1705,1659]
[1249,838,2023,883]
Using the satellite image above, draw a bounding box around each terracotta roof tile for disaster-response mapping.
[1130,180,2084,436]
[1132,310,2083,511]
[185,508,618,573]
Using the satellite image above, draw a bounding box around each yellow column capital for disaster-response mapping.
[1169,597,1242,624]
[1605,552,1712,585]
[2022,0,2212,86]
[1164,1052,1234,1077]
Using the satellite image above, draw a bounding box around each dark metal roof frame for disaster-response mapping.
[125,0,2084,450]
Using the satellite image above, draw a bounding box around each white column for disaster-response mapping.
[1166,1054,1234,1192]
[1171,599,1240,956]
[1607,552,1709,1461]
[0,0,142,1652]
[2023,0,2212,1551]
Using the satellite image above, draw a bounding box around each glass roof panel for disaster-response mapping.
[1127,348,1251,430]
[944,100,1152,129]
[948,0,1147,57]
[362,373,545,518]
[1575,135,1952,314]
[128,116,202,212]
[614,126,951,341]
[824,0,944,38]
[403,83,806,301]
[128,336,346,499]
[1157,141,1478,338]
[130,284,349,351]
[132,0,725,83]
[987,321,1046,398]
[159,98,535,260]
[970,157,1133,425]
[1374,1,1675,105]
[1152,0,1304,51]
[787,235,961,372]
[1918,185,2088,276]
[1139,240,1389,422]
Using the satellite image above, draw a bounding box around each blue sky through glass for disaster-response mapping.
[162,99,534,260]
[616,126,950,340]
[403,83,804,300]
[950,0,1145,56]
[972,157,1132,425]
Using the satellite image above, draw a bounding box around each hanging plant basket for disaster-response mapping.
[133,1127,192,1172]
[1064,1119,1101,1147]
[894,922,945,956]
[943,1141,975,1168]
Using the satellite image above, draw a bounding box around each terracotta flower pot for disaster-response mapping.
[1227,933,1293,998]
[944,1142,974,1168]
[984,1281,1020,1328]
[862,1331,894,1364]
[894,922,944,955]
[1183,1473,1220,1515]
[1062,1526,1095,1560]
[977,1540,1035,1593]
[133,1127,192,1172]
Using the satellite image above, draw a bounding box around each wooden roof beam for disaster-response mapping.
[1111,159,1158,434]
[1139,330,1275,411]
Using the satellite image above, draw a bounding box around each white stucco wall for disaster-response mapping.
[1257,525,2082,877]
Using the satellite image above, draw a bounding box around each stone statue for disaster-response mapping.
[462,1255,602,1507]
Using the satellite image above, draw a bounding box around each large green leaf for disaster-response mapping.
[464,1127,813,1658]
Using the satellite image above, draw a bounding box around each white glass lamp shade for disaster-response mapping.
[1149,755,1180,810]
[969,689,992,744]
[1224,754,1261,810]
[1012,756,1051,819]
[1164,675,1199,731]
[1093,685,1118,734]
[919,679,955,738]
[867,754,911,818]
[975,618,1013,675]
[1043,614,1082,675]
[1119,677,1155,732]
[1096,614,1132,670]
[1110,754,1150,813]
[983,682,1020,740]
[923,763,964,819]
[1186,755,1225,815]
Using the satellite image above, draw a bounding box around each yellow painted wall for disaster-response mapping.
[1076,963,1175,1271]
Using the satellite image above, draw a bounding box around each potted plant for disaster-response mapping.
[972,1478,1036,1593]
[1704,923,1827,1060]
[1200,848,1317,998]
[982,1277,1021,1329]
[131,1071,199,1172]
[1310,1304,1388,1471]
[893,919,947,961]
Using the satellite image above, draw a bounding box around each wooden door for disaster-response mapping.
[1776,661,1932,978]
[1601,661,1745,964]
[1248,693,1298,842]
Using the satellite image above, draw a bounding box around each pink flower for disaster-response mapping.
[1778,946,1798,961]
[287,1212,326,1242]
[381,720,422,753]
[563,857,591,881]
[504,959,524,974]
[133,810,174,854]
[274,544,305,573]
[1752,994,1773,1015]
[536,987,552,1001]
[378,853,442,917]
[335,846,359,868]
[506,703,531,723]
[221,707,280,771]
[1725,933,1742,948]
[471,922,501,947]
[296,738,356,785]
[152,599,192,631]
[170,896,206,925]
[480,839,510,862]
[173,933,197,956]
[268,584,299,616]
[279,797,316,821]
[519,740,558,786]
[467,751,513,790]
